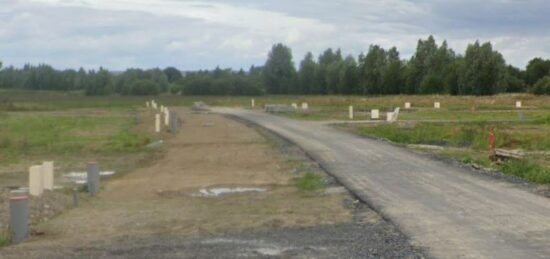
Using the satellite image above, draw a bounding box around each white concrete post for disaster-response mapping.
[371,109,380,120]
[434,102,441,109]
[160,105,164,113]
[302,102,308,110]
[516,101,522,108]
[155,114,161,133]
[164,108,170,126]
[42,161,54,191]
[386,112,394,122]
[146,101,150,108]
[251,99,255,108]
[405,102,411,109]
[29,165,43,197]
[349,106,354,120]
[292,103,298,109]
[392,107,400,122]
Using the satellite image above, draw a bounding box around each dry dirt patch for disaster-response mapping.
[2,110,353,255]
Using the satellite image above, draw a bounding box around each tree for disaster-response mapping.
[298,52,317,94]
[360,45,386,94]
[458,41,506,95]
[131,79,160,95]
[525,58,550,85]
[163,67,183,83]
[263,43,296,94]
[420,74,445,94]
[382,47,403,94]
[531,76,550,95]
[339,55,359,94]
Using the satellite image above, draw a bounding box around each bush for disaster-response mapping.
[531,76,550,95]
[295,173,325,192]
[420,74,445,94]
[130,79,159,96]
[499,159,550,184]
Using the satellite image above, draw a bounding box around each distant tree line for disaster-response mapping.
[1,35,549,95]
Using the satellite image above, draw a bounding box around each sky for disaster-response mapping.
[1,0,550,71]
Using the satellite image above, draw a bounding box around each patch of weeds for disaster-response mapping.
[0,231,10,247]
[295,173,325,192]
[499,159,550,184]
[107,131,150,152]
[534,114,550,125]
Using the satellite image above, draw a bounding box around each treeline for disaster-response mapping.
[264,36,550,95]
[0,63,181,96]
[1,35,549,96]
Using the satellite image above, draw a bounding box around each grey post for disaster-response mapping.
[86,161,100,196]
[170,111,178,134]
[9,190,29,244]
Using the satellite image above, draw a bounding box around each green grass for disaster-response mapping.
[499,159,550,184]
[0,110,151,165]
[295,173,325,192]
[0,232,10,247]
[355,122,550,151]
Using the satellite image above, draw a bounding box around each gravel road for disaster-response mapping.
[215,108,550,259]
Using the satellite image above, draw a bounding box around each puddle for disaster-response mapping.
[193,187,267,197]
[64,171,116,184]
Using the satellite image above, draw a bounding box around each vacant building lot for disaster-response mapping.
[0,103,424,258]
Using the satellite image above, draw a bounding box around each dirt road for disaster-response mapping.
[1,110,424,258]
[216,108,550,259]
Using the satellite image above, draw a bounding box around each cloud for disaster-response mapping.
[0,0,549,70]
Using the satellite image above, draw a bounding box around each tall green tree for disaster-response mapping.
[263,43,296,94]
[339,55,359,94]
[360,45,386,94]
[458,41,507,95]
[298,52,317,94]
[382,47,403,94]
[525,58,550,85]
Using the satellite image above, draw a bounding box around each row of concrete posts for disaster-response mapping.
[147,100,179,134]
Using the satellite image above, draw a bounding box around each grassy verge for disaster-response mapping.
[0,232,10,247]
[295,173,325,192]
[350,120,550,184]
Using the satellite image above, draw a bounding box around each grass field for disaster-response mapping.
[1,89,549,184]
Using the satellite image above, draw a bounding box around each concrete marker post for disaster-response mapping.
[42,161,54,191]
[371,109,380,120]
[349,106,354,120]
[164,108,170,126]
[301,102,308,110]
[405,102,411,109]
[434,102,441,109]
[386,112,394,122]
[146,101,150,108]
[29,165,43,197]
[155,114,161,133]
[516,101,522,108]
[170,111,178,134]
[291,103,298,109]
[86,161,100,196]
[251,99,255,108]
[9,190,29,244]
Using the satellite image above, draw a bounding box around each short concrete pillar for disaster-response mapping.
[164,108,170,126]
[434,102,441,109]
[386,112,394,122]
[170,111,178,134]
[392,107,400,122]
[371,109,380,120]
[405,102,411,109]
[29,165,43,197]
[291,103,298,109]
[9,190,29,244]
[146,101,150,108]
[349,106,354,120]
[251,99,255,108]
[42,161,54,191]
[160,105,164,113]
[86,161,100,196]
[155,114,161,133]
[301,102,308,110]
[516,101,522,108]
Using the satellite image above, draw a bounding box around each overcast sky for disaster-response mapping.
[1,0,549,71]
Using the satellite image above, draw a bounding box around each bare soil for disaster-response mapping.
[0,109,425,258]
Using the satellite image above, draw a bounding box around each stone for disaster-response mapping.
[155,114,161,133]
[29,165,43,197]
[371,109,380,120]
[42,161,54,191]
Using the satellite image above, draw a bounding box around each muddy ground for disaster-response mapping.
[1,109,426,258]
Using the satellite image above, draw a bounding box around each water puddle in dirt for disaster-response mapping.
[64,171,116,184]
[192,187,267,197]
